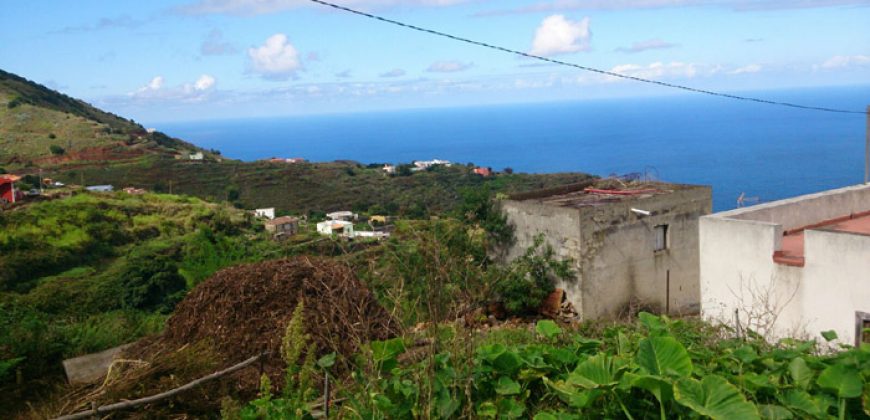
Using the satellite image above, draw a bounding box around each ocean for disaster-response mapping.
[158,85,870,211]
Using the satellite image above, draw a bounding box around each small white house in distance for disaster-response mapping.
[317,220,354,237]
[354,231,390,240]
[700,184,870,347]
[254,208,276,220]
[383,164,396,174]
[86,185,114,193]
[189,152,204,160]
[326,211,357,221]
[413,159,451,170]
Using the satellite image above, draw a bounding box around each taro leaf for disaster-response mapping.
[639,312,668,335]
[574,337,603,355]
[493,350,523,375]
[778,390,828,418]
[543,377,592,409]
[317,352,336,369]
[627,373,674,405]
[497,398,525,419]
[732,345,759,364]
[674,375,760,420]
[477,402,498,418]
[758,404,793,420]
[371,338,405,372]
[788,357,813,389]
[817,364,863,399]
[570,353,623,389]
[617,331,630,356]
[820,330,838,342]
[536,320,562,339]
[496,376,522,395]
[479,344,507,362]
[544,346,577,368]
[743,373,773,391]
[637,336,693,378]
[434,390,460,419]
[371,338,405,362]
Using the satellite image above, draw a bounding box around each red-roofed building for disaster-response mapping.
[474,167,492,177]
[0,175,22,204]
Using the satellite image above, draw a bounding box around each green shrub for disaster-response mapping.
[345,313,870,419]
[491,235,573,315]
[119,249,186,313]
[49,144,65,155]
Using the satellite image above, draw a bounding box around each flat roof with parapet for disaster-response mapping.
[509,180,704,209]
[706,183,870,268]
[264,216,298,226]
[775,211,870,267]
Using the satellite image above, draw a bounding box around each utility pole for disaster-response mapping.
[866,105,869,184]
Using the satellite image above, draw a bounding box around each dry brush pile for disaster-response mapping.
[56,257,400,417]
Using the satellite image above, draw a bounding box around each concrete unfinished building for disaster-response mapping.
[700,184,870,346]
[500,181,712,320]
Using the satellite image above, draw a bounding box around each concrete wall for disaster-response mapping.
[501,199,585,316]
[699,216,806,339]
[802,229,870,345]
[700,184,870,345]
[62,344,130,384]
[501,185,711,320]
[720,183,870,231]
[577,187,711,319]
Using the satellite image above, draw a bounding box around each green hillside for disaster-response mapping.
[53,158,594,216]
[0,69,213,167]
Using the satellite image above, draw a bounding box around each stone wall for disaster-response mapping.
[501,185,711,320]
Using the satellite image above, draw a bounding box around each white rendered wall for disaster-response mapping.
[700,183,870,346]
[802,229,870,345]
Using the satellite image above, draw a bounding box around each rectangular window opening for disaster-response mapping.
[856,312,870,346]
[654,224,669,252]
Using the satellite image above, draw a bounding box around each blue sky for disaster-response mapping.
[1,0,868,123]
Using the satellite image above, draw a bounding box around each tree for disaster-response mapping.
[120,252,186,313]
[457,186,513,247]
[397,164,414,177]
[226,186,240,202]
[503,167,514,174]
[49,145,65,155]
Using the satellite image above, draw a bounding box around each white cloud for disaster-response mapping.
[138,76,164,92]
[529,15,591,57]
[820,55,870,69]
[130,75,217,103]
[615,39,677,53]
[426,60,473,73]
[605,61,712,81]
[729,64,762,74]
[248,33,302,80]
[181,0,474,15]
[379,68,406,78]
[194,74,216,90]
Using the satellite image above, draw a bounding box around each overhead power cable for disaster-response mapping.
[308,0,867,115]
